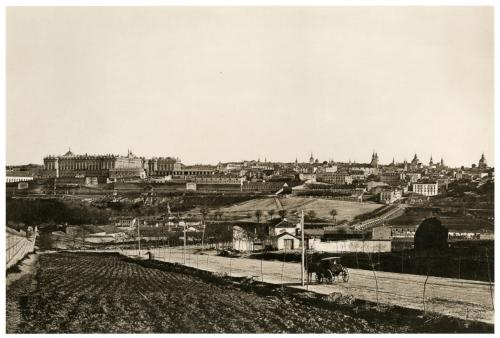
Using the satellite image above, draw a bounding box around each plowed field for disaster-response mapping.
[6,252,492,333]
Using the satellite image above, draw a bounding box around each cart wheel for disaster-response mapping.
[341,268,349,282]
[325,270,334,284]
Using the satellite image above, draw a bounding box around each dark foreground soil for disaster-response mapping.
[6,252,493,333]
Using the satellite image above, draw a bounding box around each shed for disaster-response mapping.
[272,232,301,251]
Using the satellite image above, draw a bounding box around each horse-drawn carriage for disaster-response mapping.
[306,256,349,284]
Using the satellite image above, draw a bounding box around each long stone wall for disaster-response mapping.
[6,227,37,269]
[310,239,391,253]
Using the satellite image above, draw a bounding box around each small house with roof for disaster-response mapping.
[268,218,302,250]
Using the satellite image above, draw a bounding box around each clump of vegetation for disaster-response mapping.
[6,198,111,227]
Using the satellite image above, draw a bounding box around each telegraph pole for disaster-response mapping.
[301,209,305,286]
[183,223,187,264]
[137,220,141,256]
[201,219,205,251]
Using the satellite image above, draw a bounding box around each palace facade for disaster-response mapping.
[43,149,146,181]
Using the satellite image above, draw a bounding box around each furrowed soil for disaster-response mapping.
[6,252,492,333]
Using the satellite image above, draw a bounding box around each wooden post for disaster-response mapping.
[301,210,305,286]
[281,244,288,287]
[260,250,264,282]
[183,223,187,264]
[485,248,494,310]
[367,252,379,310]
[201,219,205,252]
[401,251,404,273]
[423,264,430,315]
[137,222,141,256]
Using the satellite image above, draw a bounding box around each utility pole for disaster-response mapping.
[183,223,187,264]
[301,209,305,286]
[137,221,141,256]
[201,219,205,251]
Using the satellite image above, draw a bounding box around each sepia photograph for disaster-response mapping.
[3,2,496,334]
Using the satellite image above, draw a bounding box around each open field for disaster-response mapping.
[220,197,381,222]
[6,252,492,333]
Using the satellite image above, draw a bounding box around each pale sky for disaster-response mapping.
[6,6,494,167]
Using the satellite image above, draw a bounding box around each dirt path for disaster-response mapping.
[6,253,40,332]
[119,248,494,324]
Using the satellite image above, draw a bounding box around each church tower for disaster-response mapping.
[478,153,487,169]
[370,152,379,168]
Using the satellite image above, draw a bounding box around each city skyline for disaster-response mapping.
[6,7,494,167]
[7,146,489,169]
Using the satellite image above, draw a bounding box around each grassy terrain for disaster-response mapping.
[220,197,381,222]
[6,252,492,333]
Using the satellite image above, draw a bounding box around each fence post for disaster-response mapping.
[260,250,264,282]
[229,257,232,277]
[458,255,461,279]
[423,262,430,315]
[281,247,287,287]
[401,251,404,273]
[485,248,494,310]
[305,251,309,290]
[367,252,379,310]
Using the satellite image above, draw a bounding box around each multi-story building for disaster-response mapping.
[412,182,439,196]
[379,188,402,204]
[316,172,353,185]
[406,172,421,183]
[147,157,181,176]
[190,174,244,185]
[43,149,145,182]
[380,172,404,186]
[172,165,217,177]
[6,171,34,183]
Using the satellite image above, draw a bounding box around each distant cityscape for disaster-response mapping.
[6,148,493,202]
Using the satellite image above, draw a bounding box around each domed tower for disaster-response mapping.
[309,153,314,164]
[478,153,487,169]
[411,153,419,167]
[64,148,74,157]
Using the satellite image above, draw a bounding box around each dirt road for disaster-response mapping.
[119,247,494,324]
